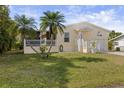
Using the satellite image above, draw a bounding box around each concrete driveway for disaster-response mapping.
[107,52,124,56]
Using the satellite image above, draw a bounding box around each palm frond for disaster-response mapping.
[40,11,66,36]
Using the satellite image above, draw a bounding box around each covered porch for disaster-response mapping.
[24,30,58,54]
[75,29,90,53]
[75,28,105,53]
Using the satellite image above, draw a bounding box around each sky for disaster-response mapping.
[9,5,124,33]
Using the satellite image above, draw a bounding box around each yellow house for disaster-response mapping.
[24,22,110,54]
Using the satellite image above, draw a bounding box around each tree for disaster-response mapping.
[14,15,37,45]
[0,5,11,55]
[108,30,122,50]
[40,11,65,55]
[109,30,122,40]
[0,6,22,55]
[6,20,19,50]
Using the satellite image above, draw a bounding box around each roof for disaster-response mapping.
[109,34,124,41]
[66,22,111,33]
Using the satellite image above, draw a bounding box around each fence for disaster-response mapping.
[25,39,56,46]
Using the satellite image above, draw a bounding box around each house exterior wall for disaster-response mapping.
[56,27,78,52]
[113,36,124,51]
[24,22,109,54]
[87,29,109,52]
[120,46,124,51]
[55,24,109,53]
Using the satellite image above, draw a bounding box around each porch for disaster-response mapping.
[24,39,58,54]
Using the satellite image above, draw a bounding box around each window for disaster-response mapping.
[97,31,102,37]
[64,32,70,42]
[114,42,118,45]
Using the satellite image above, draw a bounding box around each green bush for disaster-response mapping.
[108,41,113,50]
[96,52,103,54]
[14,42,23,50]
[40,45,48,54]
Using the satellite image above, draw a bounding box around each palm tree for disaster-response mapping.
[14,14,37,44]
[40,11,65,54]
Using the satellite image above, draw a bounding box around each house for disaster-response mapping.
[24,22,110,54]
[109,34,124,51]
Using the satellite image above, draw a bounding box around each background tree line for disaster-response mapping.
[0,5,37,55]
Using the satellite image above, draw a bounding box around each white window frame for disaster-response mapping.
[114,42,119,46]
[64,32,70,42]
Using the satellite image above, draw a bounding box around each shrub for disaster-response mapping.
[96,52,103,54]
[15,42,23,50]
[40,45,48,54]
[108,41,113,50]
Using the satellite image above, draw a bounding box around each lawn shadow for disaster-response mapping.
[72,56,107,63]
[37,56,86,88]
[37,55,107,87]
[26,55,107,87]
[0,52,107,88]
[4,50,23,56]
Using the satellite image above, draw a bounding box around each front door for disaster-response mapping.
[77,32,83,52]
[97,39,104,52]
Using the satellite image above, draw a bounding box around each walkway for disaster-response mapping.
[107,52,124,56]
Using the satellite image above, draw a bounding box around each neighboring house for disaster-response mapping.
[109,34,124,51]
[24,22,110,54]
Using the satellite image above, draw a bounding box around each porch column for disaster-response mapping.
[77,32,83,52]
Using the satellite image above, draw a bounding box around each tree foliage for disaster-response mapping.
[109,30,122,40]
[108,30,122,50]
[40,11,65,56]
[0,6,18,55]
[14,14,37,43]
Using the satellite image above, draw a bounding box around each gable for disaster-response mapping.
[66,22,110,33]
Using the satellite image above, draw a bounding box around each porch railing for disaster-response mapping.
[25,39,56,46]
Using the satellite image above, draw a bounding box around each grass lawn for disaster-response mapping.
[0,52,124,88]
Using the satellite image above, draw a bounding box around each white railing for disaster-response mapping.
[25,39,56,46]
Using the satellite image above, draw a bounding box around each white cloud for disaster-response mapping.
[9,6,124,33]
[9,6,43,28]
[18,7,39,18]
[64,7,124,32]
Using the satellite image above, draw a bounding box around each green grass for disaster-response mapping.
[0,52,124,88]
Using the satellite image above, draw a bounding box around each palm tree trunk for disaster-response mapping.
[47,34,53,54]
[21,28,25,46]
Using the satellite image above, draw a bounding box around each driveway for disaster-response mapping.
[107,52,124,56]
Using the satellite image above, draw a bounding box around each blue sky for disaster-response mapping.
[9,5,124,32]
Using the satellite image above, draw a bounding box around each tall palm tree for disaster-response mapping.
[14,15,37,44]
[40,11,65,53]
